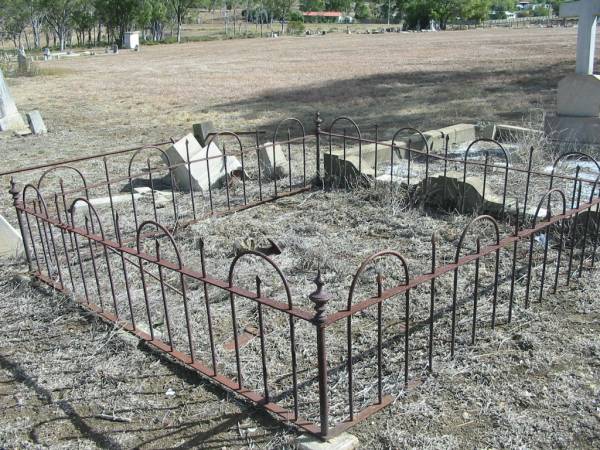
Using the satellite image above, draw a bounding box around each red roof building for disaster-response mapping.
[302,11,343,17]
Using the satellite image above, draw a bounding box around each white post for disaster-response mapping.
[576,15,597,74]
[560,0,600,75]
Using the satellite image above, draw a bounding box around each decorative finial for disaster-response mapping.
[309,268,331,323]
[9,177,20,206]
[315,111,323,132]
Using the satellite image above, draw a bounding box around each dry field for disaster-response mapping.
[1,27,600,449]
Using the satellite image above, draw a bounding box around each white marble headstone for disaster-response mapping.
[0,68,26,131]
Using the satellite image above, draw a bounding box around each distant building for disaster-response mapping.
[302,11,354,23]
[517,1,532,10]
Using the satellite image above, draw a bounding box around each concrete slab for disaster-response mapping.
[296,433,359,450]
[496,124,542,142]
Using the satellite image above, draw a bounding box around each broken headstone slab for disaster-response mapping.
[258,141,288,179]
[0,214,23,259]
[163,133,244,192]
[26,110,47,135]
[192,121,216,147]
[233,237,283,257]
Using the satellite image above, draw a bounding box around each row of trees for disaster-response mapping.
[0,0,557,51]
[0,0,202,51]
[297,0,551,29]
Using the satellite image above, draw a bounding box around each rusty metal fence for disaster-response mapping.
[8,112,600,439]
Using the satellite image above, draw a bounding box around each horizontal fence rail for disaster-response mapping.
[10,112,600,439]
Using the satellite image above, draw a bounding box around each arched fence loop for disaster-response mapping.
[451,215,501,356]
[326,116,363,181]
[272,118,308,191]
[227,250,299,417]
[346,251,411,421]
[204,131,246,210]
[36,165,90,223]
[525,189,567,305]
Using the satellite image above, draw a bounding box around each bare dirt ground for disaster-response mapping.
[1,27,600,449]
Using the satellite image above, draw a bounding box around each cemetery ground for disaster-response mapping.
[1,26,600,448]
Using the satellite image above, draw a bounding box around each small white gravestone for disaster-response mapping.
[544,0,600,143]
[163,134,243,192]
[0,215,23,259]
[258,141,289,179]
[123,31,140,50]
[0,68,26,132]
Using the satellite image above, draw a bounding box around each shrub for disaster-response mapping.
[287,20,306,35]
[288,11,304,22]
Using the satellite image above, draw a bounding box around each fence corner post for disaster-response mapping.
[310,268,331,438]
[9,177,32,272]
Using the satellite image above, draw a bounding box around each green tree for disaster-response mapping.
[299,0,324,11]
[41,0,82,51]
[264,0,294,19]
[167,0,198,43]
[137,0,168,40]
[326,0,351,12]
[94,0,139,45]
[354,0,371,19]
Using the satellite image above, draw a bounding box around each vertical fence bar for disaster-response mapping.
[84,217,103,308]
[578,184,596,277]
[472,239,481,345]
[567,166,581,286]
[147,159,159,224]
[508,203,519,323]
[256,131,263,201]
[315,112,323,181]
[186,139,197,220]
[428,234,436,371]
[155,242,174,350]
[103,157,118,236]
[522,146,534,225]
[287,128,293,192]
[376,274,383,402]
[54,193,75,292]
[115,214,135,329]
[199,239,218,374]
[256,276,270,402]
[374,125,379,189]
[442,135,449,207]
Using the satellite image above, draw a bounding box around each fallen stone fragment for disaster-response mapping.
[26,110,47,135]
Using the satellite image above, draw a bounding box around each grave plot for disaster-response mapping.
[7,113,600,440]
